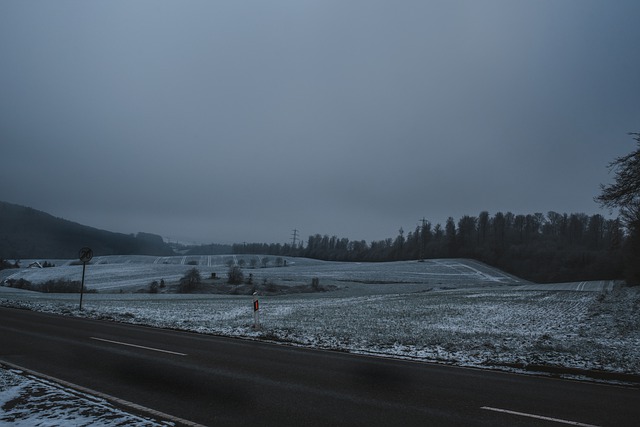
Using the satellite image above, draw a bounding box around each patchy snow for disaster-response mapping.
[2,280,638,377]
[1,256,526,293]
[0,367,169,426]
[1,256,638,424]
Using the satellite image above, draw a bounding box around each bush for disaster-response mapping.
[5,278,93,293]
[227,266,244,285]
[149,280,159,293]
[40,279,84,293]
[4,278,32,290]
[0,259,19,271]
[179,268,201,293]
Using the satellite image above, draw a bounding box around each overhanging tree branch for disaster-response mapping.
[595,132,640,223]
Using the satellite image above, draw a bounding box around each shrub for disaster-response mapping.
[149,280,159,293]
[0,259,19,271]
[179,268,202,293]
[40,279,84,293]
[6,278,93,293]
[5,278,32,290]
[227,266,244,285]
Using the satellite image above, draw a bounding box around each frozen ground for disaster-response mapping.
[1,256,638,424]
[1,256,636,377]
[1,255,528,293]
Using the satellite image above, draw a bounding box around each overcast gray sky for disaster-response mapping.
[1,1,639,244]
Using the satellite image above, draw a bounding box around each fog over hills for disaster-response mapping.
[0,201,173,259]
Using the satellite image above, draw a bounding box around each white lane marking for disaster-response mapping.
[481,406,600,426]
[90,337,187,356]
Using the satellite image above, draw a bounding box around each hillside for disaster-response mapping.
[0,201,174,259]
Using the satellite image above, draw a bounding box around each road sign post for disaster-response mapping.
[78,247,93,310]
[253,292,260,329]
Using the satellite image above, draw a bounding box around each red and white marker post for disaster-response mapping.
[252,292,260,329]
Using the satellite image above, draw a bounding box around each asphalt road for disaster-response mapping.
[1,306,638,426]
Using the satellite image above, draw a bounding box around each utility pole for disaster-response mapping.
[419,217,427,262]
[291,229,299,248]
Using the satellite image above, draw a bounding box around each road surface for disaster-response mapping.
[1,307,638,426]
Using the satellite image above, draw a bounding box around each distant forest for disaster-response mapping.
[0,201,626,284]
[234,211,625,283]
[0,201,174,259]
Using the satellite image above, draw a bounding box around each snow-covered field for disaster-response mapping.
[1,256,638,424]
[1,255,527,293]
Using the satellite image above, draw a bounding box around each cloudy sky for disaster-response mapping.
[1,1,639,244]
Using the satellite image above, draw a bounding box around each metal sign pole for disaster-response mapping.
[79,261,86,310]
[78,247,93,311]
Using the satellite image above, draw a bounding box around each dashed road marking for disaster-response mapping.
[481,406,600,426]
[90,337,187,356]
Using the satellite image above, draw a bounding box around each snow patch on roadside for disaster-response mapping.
[0,367,170,426]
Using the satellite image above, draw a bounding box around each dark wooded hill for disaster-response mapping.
[0,201,174,259]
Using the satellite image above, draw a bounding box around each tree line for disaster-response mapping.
[237,132,640,285]
[234,211,625,283]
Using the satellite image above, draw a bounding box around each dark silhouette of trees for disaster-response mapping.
[0,258,19,270]
[235,210,624,283]
[596,132,640,284]
[0,201,174,259]
[445,217,457,257]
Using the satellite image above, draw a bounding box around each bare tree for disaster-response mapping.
[596,132,640,283]
[596,133,640,224]
[227,266,244,285]
[179,268,201,293]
